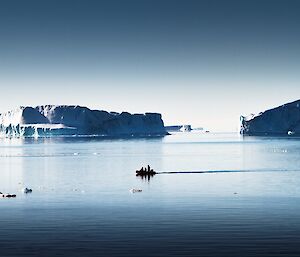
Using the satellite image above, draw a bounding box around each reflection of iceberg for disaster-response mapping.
[0,105,167,137]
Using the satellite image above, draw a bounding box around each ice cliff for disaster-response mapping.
[0,105,167,137]
[240,100,300,136]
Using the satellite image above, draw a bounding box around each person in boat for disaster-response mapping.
[136,165,156,176]
[136,167,145,174]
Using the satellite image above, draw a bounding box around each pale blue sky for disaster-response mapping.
[0,0,299,131]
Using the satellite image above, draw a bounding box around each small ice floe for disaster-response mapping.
[22,187,33,194]
[130,188,143,193]
[73,152,79,156]
[0,192,16,198]
[93,152,98,155]
[72,188,85,193]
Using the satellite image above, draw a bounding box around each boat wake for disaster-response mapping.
[156,168,295,174]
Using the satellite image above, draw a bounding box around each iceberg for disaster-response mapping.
[240,100,300,136]
[0,105,167,137]
[165,125,193,132]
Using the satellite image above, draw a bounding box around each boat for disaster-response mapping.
[136,165,156,176]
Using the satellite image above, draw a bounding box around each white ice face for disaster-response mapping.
[0,107,24,127]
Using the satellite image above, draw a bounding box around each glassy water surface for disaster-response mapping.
[1,132,300,257]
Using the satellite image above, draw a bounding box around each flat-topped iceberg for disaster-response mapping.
[240,100,300,136]
[0,105,167,137]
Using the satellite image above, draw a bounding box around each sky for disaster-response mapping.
[0,0,300,131]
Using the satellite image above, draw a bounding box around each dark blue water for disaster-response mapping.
[1,133,300,256]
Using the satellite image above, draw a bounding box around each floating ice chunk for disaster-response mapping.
[22,187,33,194]
[130,188,143,193]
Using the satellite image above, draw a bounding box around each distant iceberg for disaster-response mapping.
[165,125,193,132]
[240,100,300,136]
[0,105,167,137]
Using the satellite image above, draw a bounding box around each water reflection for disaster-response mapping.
[136,173,156,181]
[1,135,166,144]
[2,133,300,257]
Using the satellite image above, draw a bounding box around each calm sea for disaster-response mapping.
[1,132,300,257]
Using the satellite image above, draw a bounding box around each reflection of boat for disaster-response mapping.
[180,125,192,132]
